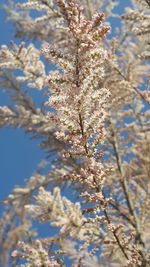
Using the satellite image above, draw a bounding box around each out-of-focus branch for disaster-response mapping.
[110,123,147,266]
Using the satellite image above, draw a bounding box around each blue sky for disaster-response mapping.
[0,0,45,201]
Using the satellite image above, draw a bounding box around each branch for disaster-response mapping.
[103,209,129,261]
[114,66,150,105]
[110,124,147,266]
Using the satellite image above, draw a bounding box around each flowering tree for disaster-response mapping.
[0,0,150,266]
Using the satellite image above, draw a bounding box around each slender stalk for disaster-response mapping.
[104,209,129,261]
[110,124,147,266]
[114,66,150,105]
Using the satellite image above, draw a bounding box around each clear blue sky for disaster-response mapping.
[0,0,46,201]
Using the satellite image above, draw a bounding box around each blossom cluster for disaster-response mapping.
[12,240,61,267]
[25,187,104,242]
[0,42,46,89]
[41,0,111,191]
